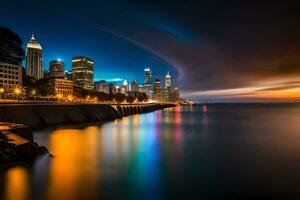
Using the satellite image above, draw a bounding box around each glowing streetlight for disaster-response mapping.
[14,88,21,103]
[56,94,63,101]
[0,88,4,100]
[14,88,20,95]
[31,89,37,100]
[67,95,73,101]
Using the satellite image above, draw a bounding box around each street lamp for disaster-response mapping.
[31,89,37,100]
[0,88,4,101]
[14,88,21,103]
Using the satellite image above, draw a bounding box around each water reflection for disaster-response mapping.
[46,127,102,199]
[0,106,193,199]
[174,105,182,158]
[2,104,300,198]
[2,167,30,200]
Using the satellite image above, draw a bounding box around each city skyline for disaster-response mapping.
[2,1,300,102]
[1,2,300,199]
[0,25,182,103]
[22,33,176,89]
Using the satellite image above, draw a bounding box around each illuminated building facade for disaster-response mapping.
[48,77,73,97]
[49,59,64,78]
[121,79,128,94]
[153,79,163,102]
[130,80,138,92]
[26,33,43,80]
[95,80,110,94]
[143,67,152,97]
[138,85,143,93]
[109,83,117,94]
[0,62,22,89]
[72,56,94,90]
[171,87,180,102]
[164,71,171,102]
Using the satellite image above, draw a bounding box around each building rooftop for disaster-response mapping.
[26,33,42,50]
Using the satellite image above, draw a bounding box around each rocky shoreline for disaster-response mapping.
[0,123,48,165]
[0,104,174,165]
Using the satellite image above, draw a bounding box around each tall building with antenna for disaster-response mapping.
[26,33,43,79]
[164,71,171,102]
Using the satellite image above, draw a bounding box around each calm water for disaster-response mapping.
[1,104,300,199]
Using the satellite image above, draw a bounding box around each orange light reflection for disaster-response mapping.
[3,167,30,200]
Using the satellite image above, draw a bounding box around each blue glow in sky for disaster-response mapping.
[3,1,299,102]
[1,1,178,85]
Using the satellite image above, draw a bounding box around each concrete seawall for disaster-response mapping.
[0,103,174,129]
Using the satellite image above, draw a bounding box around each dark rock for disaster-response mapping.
[15,142,38,158]
[37,146,49,154]
[0,123,49,164]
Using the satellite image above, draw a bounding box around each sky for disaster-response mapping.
[1,0,300,102]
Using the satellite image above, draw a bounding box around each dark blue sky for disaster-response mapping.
[2,0,300,101]
[1,1,179,84]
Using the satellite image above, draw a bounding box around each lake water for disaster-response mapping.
[1,104,300,199]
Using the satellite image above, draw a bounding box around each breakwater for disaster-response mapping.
[0,103,174,129]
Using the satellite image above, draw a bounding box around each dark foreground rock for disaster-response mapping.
[0,123,48,164]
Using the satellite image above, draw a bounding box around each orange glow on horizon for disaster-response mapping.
[242,88,300,100]
[183,79,300,101]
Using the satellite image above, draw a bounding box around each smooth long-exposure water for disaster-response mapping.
[1,104,300,199]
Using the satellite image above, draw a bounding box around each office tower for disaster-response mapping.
[48,78,73,97]
[130,80,138,91]
[138,85,143,93]
[143,67,152,97]
[72,56,94,90]
[144,67,151,84]
[153,79,163,102]
[164,71,171,102]
[49,59,64,78]
[121,79,128,94]
[109,82,117,94]
[26,33,43,79]
[0,62,22,89]
[95,80,110,94]
[171,87,180,102]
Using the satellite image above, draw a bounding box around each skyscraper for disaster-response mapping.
[49,59,64,78]
[164,71,171,102]
[121,79,128,94]
[143,67,152,97]
[130,80,138,92]
[171,87,180,102]
[95,80,110,94]
[153,79,163,102]
[26,33,43,80]
[144,67,151,85]
[72,56,94,90]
